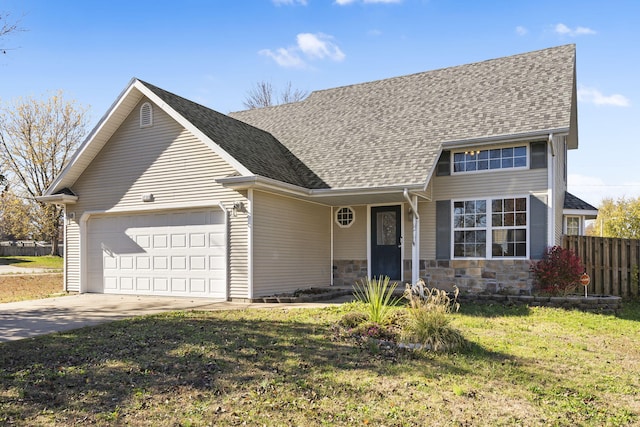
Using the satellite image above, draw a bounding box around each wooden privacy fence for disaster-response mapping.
[563,235,640,298]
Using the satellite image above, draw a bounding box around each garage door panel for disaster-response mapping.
[190,256,206,270]
[136,277,151,291]
[171,234,187,248]
[171,256,187,270]
[87,209,226,298]
[190,278,206,293]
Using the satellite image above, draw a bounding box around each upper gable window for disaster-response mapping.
[140,102,153,128]
[453,145,527,173]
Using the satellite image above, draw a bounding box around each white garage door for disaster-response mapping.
[87,209,226,298]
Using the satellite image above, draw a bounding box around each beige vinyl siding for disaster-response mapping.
[417,200,437,260]
[64,98,249,296]
[332,205,367,260]
[64,219,81,292]
[229,213,249,298]
[432,168,548,200]
[252,191,331,297]
[71,99,242,211]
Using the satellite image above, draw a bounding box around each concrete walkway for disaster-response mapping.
[0,293,353,342]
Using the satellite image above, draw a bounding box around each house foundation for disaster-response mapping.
[334,259,535,294]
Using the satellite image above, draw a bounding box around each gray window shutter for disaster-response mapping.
[530,141,547,169]
[436,200,451,259]
[436,151,451,176]
[530,195,548,259]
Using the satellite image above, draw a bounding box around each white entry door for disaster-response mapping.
[86,209,226,298]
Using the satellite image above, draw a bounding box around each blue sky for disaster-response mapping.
[1,0,638,207]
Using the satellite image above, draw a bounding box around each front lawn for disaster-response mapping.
[0,255,64,270]
[0,273,64,303]
[0,302,638,426]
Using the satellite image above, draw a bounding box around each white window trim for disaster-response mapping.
[335,206,355,228]
[565,215,581,235]
[451,144,529,175]
[140,102,153,128]
[451,195,530,260]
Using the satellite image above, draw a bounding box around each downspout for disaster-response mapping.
[403,189,420,284]
[547,133,555,248]
[247,189,254,300]
[330,208,334,286]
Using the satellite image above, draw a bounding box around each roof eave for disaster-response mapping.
[36,194,78,205]
[564,208,598,219]
[442,128,570,150]
[217,175,426,199]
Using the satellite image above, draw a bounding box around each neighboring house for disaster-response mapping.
[40,44,595,300]
[563,192,598,236]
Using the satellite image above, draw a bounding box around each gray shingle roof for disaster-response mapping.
[564,192,598,211]
[140,80,328,189]
[230,44,576,189]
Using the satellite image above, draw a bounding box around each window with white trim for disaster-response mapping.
[453,197,528,258]
[140,102,153,128]
[565,216,580,236]
[453,145,527,173]
[335,207,355,228]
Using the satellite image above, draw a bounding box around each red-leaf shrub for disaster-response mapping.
[530,246,584,296]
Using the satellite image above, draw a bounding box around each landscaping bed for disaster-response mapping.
[257,286,352,303]
[458,293,623,314]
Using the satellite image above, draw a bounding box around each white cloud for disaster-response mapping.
[578,86,631,107]
[336,0,402,4]
[297,33,345,61]
[554,23,596,37]
[260,32,345,68]
[515,26,528,36]
[259,47,305,68]
[272,0,308,5]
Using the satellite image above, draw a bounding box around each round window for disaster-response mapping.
[335,207,355,228]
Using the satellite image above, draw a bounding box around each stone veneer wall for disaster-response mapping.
[337,259,534,294]
[333,260,368,286]
[421,259,534,294]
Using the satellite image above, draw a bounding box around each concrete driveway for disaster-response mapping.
[0,294,236,342]
[0,293,353,342]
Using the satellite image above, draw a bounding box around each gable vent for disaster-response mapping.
[140,102,153,128]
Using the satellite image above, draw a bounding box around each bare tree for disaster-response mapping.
[243,80,308,109]
[0,91,89,254]
[1,12,24,54]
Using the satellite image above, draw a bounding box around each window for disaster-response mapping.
[335,207,355,228]
[566,216,580,235]
[140,102,153,128]
[453,197,528,258]
[453,146,527,173]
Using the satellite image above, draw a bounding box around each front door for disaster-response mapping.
[371,205,402,280]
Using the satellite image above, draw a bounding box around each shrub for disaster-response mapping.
[531,246,584,296]
[401,279,465,352]
[353,276,403,325]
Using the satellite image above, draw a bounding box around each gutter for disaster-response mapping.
[217,174,426,200]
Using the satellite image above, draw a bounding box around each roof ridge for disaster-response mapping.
[309,44,575,95]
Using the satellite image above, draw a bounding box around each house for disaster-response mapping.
[40,44,596,300]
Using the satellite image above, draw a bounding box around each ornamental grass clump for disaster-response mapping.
[530,245,584,296]
[353,275,403,325]
[401,279,465,352]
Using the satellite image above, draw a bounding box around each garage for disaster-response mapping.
[86,209,227,298]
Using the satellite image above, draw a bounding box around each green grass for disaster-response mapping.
[0,256,63,269]
[0,302,639,426]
